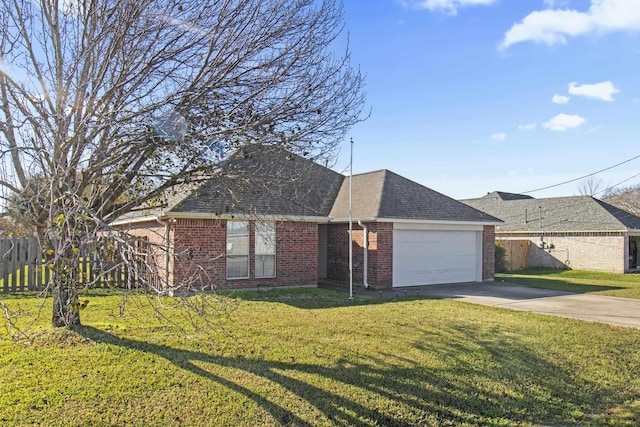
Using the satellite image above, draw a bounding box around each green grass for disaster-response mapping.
[1,288,640,426]
[498,269,640,298]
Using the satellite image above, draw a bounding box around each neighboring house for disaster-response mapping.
[463,191,640,273]
[114,145,500,292]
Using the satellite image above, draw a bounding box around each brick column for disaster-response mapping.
[482,225,496,281]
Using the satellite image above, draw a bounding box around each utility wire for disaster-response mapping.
[521,153,640,194]
[595,171,640,197]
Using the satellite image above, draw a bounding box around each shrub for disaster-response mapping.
[495,241,507,273]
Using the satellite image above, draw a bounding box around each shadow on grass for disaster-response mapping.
[227,287,432,310]
[0,288,431,314]
[73,324,639,426]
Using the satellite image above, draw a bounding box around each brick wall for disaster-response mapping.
[327,222,393,289]
[273,221,318,289]
[498,233,627,273]
[482,225,496,281]
[369,223,393,288]
[326,223,350,283]
[172,218,227,291]
[170,219,318,291]
[118,220,171,288]
[124,218,498,291]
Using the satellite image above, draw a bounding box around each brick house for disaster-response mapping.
[114,145,500,292]
[463,191,640,273]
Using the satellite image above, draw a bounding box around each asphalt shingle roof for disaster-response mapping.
[462,193,640,232]
[330,170,501,222]
[485,191,534,201]
[172,144,345,217]
[119,145,500,224]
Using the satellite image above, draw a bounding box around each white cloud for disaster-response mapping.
[400,0,498,15]
[518,122,537,130]
[491,132,506,141]
[552,94,570,104]
[568,81,620,101]
[544,0,569,7]
[500,0,640,49]
[542,113,586,131]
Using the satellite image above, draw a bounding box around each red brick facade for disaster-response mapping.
[172,218,226,290]
[127,218,318,291]
[124,219,496,291]
[119,220,171,288]
[328,223,496,288]
[326,223,350,283]
[326,222,393,289]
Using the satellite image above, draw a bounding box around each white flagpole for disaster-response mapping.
[349,137,353,299]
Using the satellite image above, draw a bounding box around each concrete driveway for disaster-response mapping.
[402,282,640,329]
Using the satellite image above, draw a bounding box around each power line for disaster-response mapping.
[521,153,640,194]
[595,171,640,197]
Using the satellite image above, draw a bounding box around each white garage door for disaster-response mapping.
[393,229,480,287]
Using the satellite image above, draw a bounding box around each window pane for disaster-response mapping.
[227,235,249,255]
[255,222,276,255]
[227,221,249,279]
[227,256,249,278]
[255,255,275,278]
[227,221,249,236]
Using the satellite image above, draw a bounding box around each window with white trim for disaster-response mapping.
[227,221,249,279]
[255,222,276,278]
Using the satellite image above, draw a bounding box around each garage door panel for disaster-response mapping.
[393,229,479,287]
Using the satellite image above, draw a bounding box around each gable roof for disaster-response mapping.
[116,145,501,225]
[171,144,345,218]
[463,193,640,232]
[330,170,501,223]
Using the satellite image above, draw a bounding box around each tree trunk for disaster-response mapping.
[40,226,83,328]
[52,281,81,327]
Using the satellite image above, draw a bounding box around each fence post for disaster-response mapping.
[10,238,18,292]
[1,238,9,293]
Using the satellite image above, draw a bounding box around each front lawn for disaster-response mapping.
[498,269,640,299]
[1,288,640,426]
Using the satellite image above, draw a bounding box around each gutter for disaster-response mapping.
[357,220,370,289]
[112,212,330,225]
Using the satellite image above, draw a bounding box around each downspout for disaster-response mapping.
[155,217,171,290]
[357,220,370,288]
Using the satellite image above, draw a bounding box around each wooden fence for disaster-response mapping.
[499,239,530,271]
[0,237,152,293]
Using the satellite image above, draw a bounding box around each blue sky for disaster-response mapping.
[335,0,640,199]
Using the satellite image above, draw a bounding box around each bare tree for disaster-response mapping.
[576,176,607,197]
[603,184,640,216]
[0,0,366,327]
